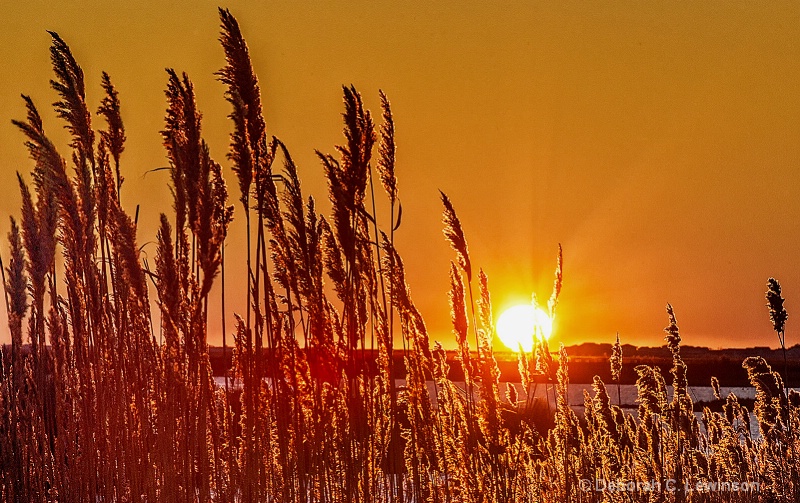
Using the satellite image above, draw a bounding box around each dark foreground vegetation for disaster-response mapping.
[1,9,798,502]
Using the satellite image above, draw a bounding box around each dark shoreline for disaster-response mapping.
[7,342,797,388]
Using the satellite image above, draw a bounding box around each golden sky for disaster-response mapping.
[1,1,799,349]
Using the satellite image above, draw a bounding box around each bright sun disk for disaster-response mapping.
[496,305,553,352]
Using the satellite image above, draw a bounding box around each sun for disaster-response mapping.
[496,305,553,352]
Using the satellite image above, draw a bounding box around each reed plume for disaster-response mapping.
[97,72,125,197]
[4,218,28,365]
[440,191,471,282]
[610,332,622,405]
[376,90,397,205]
[547,244,562,319]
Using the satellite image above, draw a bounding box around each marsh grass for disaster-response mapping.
[1,9,798,503]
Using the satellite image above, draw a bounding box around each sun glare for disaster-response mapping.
[496,305,553,352]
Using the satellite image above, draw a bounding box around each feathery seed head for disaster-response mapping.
[477,268,493,332]
[48,31,94,155]
[218,8,269,208]
[711,376,721,400]
[547,244,563,318]
[5,217,28,320]
[610,332,622,382]
[440,191,471,281]
[449,262,468,348]
[766,277,787,336]
[98,72,126,194]
[377,89,397,203]
[664,303,681,356]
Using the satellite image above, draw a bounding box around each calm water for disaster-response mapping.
[213,376,792,407]
[214,377,799,438]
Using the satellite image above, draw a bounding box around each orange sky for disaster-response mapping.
[1,1,799,349]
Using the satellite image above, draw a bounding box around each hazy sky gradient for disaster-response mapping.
[1,1,798,349]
